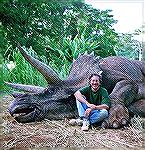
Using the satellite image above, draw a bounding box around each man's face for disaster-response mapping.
[90,75,100,92]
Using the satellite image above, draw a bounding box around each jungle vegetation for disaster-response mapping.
[0,0,144,91]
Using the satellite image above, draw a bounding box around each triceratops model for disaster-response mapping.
[6,45,145,129]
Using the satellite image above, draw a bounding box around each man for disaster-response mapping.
[70,73,110,131]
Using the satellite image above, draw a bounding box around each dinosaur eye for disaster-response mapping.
[44,88,55,94]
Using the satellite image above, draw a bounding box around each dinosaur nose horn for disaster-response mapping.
[5,82,45,93]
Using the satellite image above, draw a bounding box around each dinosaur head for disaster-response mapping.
[9,93,38,123]
[8,87,77,123]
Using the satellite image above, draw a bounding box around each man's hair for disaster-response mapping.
[89,73,102,83]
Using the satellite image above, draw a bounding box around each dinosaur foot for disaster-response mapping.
[101,104,129,129]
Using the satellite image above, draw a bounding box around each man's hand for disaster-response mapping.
[87,103,109,110]
[84,108,92,118]
[87,103,97,109]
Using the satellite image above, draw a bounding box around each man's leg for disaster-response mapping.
[89,109,108,124]
[69,100,88,126]
[76,99,88,118]
[76,101,94,131]
[76,100,91,131]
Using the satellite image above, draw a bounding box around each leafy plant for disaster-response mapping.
[0,0,117,58]
[115,33,142,60]
[2,34,101,90]
[2,0,140,91]
[2,47,47,89]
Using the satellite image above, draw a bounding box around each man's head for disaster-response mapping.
[89,74,102,92]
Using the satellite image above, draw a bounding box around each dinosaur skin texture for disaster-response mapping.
[7,45,145,128]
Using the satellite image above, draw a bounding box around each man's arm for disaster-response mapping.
[74,90,90,105]
[94,104,109,110]
[98,88,110,110]
[74,90,98,109]
[74,90,109,110]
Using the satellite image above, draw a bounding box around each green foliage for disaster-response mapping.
[0,0,117,58]
[0,0,122,90]
[44,35,100,78]
[1,33,106,89]
[115,33,141,60]
[3,35,93,87]
[2,47,47,88]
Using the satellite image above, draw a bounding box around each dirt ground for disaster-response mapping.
[0,95,145,150]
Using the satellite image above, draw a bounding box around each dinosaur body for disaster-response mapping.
[7,45,145,128]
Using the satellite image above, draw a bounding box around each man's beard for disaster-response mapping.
[91,84,100,91]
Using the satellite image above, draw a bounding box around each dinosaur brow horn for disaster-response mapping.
[5,82,45,93]
[17,44,62,85]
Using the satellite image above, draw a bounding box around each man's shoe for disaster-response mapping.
[69,118,83,126]
[81,118,90,131]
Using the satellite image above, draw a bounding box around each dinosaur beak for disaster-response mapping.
[8,99,40,123]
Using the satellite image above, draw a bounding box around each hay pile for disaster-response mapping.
[0,95,144,150]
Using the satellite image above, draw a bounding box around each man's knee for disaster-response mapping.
[100,109,109,118]
[89,109,108,124]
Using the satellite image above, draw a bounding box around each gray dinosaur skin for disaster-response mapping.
[7,48,145,128]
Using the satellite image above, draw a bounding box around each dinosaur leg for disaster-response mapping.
[102,80,138,129]
[128,99,145,117]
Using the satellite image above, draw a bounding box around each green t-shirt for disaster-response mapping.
[80,86,110,107]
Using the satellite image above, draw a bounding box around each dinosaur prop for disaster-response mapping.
[6,45,145,128]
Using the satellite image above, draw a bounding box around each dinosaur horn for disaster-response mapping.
[5,82,45,93]
[90,51,95,56]
[17,44,62,84]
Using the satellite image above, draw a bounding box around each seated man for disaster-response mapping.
[70,73,110,131]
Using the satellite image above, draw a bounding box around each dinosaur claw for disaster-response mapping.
[101,121,109,129]
[121,118,127,125]
[112,121,119,128]
[108,104,130,129]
